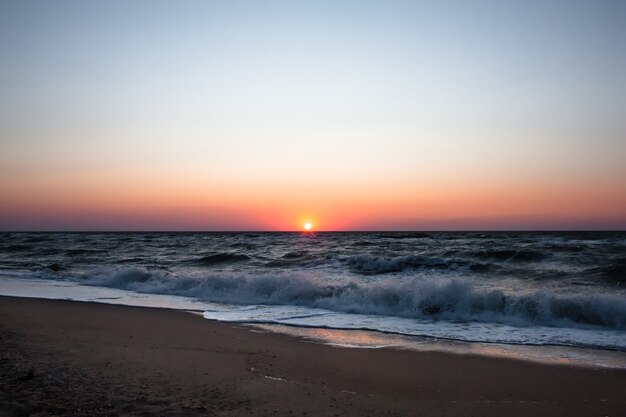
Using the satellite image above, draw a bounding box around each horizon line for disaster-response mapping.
[1,229,624,233]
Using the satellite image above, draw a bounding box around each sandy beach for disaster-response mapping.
[1,296,624,417]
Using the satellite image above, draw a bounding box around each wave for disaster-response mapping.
[81,267,626,329]
[228,242,258,250]
[188,253,251,266]
[281,251,310,259]
[47,263,62,272]
[2,244,33,252]
[378,233,430,239]
[65,248,106,256]
[586,258,626,284]
[346,254,465,274]
[351,241,376,247]
[469,249,545,262]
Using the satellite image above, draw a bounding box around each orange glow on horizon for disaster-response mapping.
[1,2,625,232]
[1,174,625,231]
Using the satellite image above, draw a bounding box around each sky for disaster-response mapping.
[1,0,625,231]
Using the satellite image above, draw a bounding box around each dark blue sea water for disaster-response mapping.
[1,232,625,351]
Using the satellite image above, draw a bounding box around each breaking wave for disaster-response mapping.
[82,267,626,330]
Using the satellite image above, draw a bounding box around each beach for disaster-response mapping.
[2,0,625,414]
[1,296,624,416]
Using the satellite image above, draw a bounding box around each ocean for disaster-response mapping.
[1,231,625,361]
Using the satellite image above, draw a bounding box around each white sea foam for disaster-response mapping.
[81,267,626,331]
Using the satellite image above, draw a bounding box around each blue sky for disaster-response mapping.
[1,0,625,230]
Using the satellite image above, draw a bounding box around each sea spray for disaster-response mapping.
[82,266,626,329]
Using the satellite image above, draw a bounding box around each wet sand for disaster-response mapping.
[1,296,624,416]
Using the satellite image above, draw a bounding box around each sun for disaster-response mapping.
[303,222,312,231]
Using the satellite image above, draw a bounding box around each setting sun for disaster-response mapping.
[304,222,312,231]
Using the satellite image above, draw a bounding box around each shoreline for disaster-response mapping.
[3,273,626,369]
[248,323,626,369]
[3,275,625,364]
[1,296,625,416]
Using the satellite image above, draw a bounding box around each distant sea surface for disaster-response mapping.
[1,232,625,352]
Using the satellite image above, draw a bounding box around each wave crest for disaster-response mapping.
[82,267,626,329]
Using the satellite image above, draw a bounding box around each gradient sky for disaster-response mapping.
[1,0,625,231]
